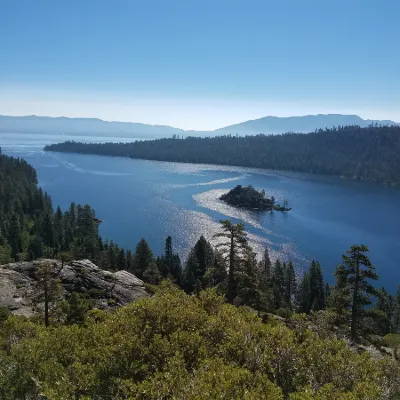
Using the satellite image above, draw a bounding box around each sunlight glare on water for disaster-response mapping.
[2,132,400,291]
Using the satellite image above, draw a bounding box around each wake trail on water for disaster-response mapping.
[170,174,247,188]
[48,153,133,176]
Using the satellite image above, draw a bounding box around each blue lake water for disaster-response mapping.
[2,133,400,292]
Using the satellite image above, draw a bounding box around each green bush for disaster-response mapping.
[0,307,9,324]
[107,298,116,306]
[384,333,400,349]
[276,307,293,319]
[0,285,399,399]
[87,288,106,298]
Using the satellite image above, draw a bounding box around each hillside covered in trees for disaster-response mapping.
[0,150,145,272]
[1,149,400,398]
[45,125,400,186]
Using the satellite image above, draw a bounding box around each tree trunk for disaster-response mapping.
[227,232,235,304]
[44,281,49,327]
[351,253,360,341]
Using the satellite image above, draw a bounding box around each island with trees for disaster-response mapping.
[220,185,291,211]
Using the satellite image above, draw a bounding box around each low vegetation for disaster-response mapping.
[1,284,400,399]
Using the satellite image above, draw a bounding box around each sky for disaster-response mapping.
[1,0,400,130]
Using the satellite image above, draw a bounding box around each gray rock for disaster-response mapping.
[0,259,148,317]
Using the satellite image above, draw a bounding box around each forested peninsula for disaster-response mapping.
[1,150,400,398]
[45,124,400,186]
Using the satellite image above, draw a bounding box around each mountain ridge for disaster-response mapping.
[214,114,399,135]
[0,113,398,138]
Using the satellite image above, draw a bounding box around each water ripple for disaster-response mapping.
[170,174,247,188]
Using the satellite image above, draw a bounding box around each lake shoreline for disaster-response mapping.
[44,147,400,189]
[2,134,400,293]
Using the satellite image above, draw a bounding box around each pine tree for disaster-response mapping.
[338,245,379,341]
[0,243,12,265]
[75,205,99,259]
[27,236,43,261]
[203,250,227,289]
[68,202,77,233]
[117,248,126,270]
[272,259,285,309]
[309,260,325,311]
[184,249,199,293]
[324,283,331,304]
[393,286,400,333]
[58,250,73,267]
[159,236,182,285]
[171,254,183,287]
[214,220,248,303]
[41,212,55,251]
[236,247,261,308]
[296,271,311,313]
[156,255,168,278]
[63,292,91,325]
[255,247,275,312]
[143,261,162,285]
[262,247,272,276]
[330,264,352,325]
[183,236,214,293]
[284,261,296,309]
[133,239,154,279]
[54,206,64,253]
[192,236,214,279]
[126,249,134,273]
[295,261,325,314]
[8,214,21,259]
[373,288,396,335]
[35,260,62,327]
[107,241,118,270]
[259,247,272,288]
[164,236,174,276]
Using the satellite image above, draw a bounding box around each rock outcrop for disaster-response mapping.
[0,259,148,317]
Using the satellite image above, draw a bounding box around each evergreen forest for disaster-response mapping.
[45,124,400,186]
[1,150,400,399]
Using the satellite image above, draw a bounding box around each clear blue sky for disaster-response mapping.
[1,0,399,130]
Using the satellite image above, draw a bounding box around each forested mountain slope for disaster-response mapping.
[46,125,400,185]
[0,150,131,269]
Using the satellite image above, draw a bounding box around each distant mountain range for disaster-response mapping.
[0,114,398,138]
[213,114,399,135]
[0,115,185,138]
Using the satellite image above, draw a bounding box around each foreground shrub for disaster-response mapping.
[0,283,399,399]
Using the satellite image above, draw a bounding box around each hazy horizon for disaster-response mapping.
[2,112,400,133]
[1,0,400,130]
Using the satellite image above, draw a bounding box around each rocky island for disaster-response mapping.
[220,185,291,211]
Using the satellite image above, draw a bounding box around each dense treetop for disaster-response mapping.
[220,185,290,211]
[0,151,131,271]
[45,125,400,185]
